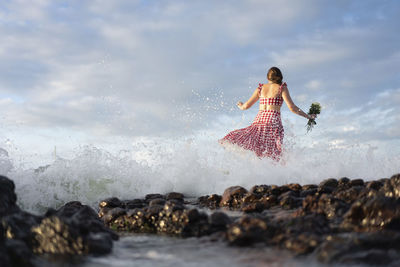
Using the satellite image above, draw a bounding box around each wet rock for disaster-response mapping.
[0,223,11,267]
[226,216,272,246]
[198,194,222,209]
[145,193,165,201]
[209,212,231,231]
[278,191,302,210]
[241,202,265,213]
[271,185,290,196]
[350,179,365,187]
[99,197,123,209]
[259,195,278,208]
[315,232,400,264]
[284,233,320,255]
[287,183,302,192]
[149,198,166,207]
[334,186,364,204]
[302,184,318,191]
[101,207,127,225]
[241,192,262,204]
[319,178,338,189]
[282,214,331,236]
[166,192,184,200]
[249,185,270,195]
[220,186,248,208]
[366,180,383,191]
[124,199,145,209]
[380,173,400,198]
[338,177,350,185]
[86,232,113,255]
[4,239,33,267]
[341,196,400,232]
[240,193,266,212]
[0,175,19,217]
[300,188,317,198]
[1,210,42,243]
[32,216,88,255]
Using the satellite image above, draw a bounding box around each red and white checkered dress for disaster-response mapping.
[219,83,286,161]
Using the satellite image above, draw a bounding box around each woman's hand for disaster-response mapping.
[308,114,317,120]
[237,101,245,110]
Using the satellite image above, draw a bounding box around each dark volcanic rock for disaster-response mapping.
[341,196,400,232]
[0,175,117,267]
[220,186,248,208]
[319,178,338,190]
[166,192,184,200]
[226,215,272,246]
[32,216,88,255]
[198,194,222,209]
[209,211,231,232]
[0,175,20,217]
[315,232,400,264]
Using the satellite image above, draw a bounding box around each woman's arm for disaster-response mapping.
[282,86,315,120]
[237,89,259,110]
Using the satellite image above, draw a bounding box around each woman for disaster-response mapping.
[219,67,316,161]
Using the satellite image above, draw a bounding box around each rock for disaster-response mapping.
[315,232,400,264]
[101,207,127,225]
[282,214,331,236]
[0,223,11,267]
[300,188,317,198]
[349,179,365,187]
[198,194,222,209]
[149,198,166,207]
[319,178,338,189]
[249,185,270,195]
[241,202,266,213]
[366,180,383,191]
[99,197,123,209]
[209,212,231,230]
[278,191,302,210]
[166,192,184,200]
[145,194,165,201]
[341,196,400,232]
[302,184,318,191]
[334,186,364,204]
[284,233,320,255]
[380,173,400,198]
[86,232,113,255]
[226,216,271,246]
[124,199,145,209]
[287,183,302,192]
[32,216,88,255]
[299,193,349,221]
[259,195,278,208]
[1,210,42,243]
[0,175,19,217]
[5,239,34,266]
[220,186,248,208]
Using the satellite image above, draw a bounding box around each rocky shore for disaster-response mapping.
[0,175,118,266]
[2,173,400,266]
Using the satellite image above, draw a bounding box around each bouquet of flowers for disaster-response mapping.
[306,102,321,132]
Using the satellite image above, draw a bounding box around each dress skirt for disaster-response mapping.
[219,110,284,161]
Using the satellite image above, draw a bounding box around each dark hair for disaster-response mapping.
[267,67,283,85]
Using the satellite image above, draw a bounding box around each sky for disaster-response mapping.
[0,0,399,161]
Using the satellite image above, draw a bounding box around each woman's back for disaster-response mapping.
[259,83,282,99]
[258,83,284,108]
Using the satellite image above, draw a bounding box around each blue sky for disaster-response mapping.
[0,0,399,159]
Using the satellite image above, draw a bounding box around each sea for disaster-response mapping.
[1,114,399,266]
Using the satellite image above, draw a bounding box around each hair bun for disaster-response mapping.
[267,67,283,85]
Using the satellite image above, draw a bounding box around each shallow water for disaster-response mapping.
[82,234,318,267]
